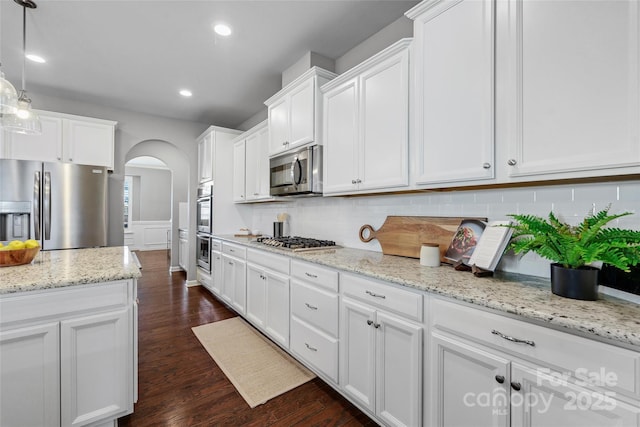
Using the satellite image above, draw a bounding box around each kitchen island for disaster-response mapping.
[0,246,140,427]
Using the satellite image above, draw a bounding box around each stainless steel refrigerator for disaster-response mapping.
[0,159,108,250]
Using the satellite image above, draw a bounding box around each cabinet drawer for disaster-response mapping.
[431,297,640,399]
[222,242,246,259]
[291,280,338,337]
[290,317,338,383]
[247,249,290,275]
[211,239,221,252]
[196,268,213,290]
[341,273,422,322]
[1,281,132,326]
[291,260,338,292]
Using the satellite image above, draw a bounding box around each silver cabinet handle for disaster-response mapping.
[229,249,235,252]
[305,343,317,352]
[366,319,380,328]
[228,262,233,266]
[365,290,386,299]
[367,320,373,326]
[356,179,362,184]
[305,272,318,279]
[507,159,517,166]
[491,329,535,347]
[483,163,491,169]
[304,303,318,310]
[253,193,259,196]
[351,179,357,184]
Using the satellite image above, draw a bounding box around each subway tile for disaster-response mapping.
[618,181,640,202]
[535,186,573,203]
[474,190,503,203]
[573,183,619,203]
[502,188,535,203]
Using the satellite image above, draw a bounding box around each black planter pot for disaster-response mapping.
[550,263,600,301]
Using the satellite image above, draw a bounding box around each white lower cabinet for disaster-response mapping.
[178,229,189,272]
[290,260,340,384]
[340,273,423,427]
[429,297,640,427]
[211,248,222,296]
[221,243,247,315]
[0,280,136,427]
[246,249,290,348]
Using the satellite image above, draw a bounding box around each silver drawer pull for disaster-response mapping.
[305,343,318,352]
[305,272,318,279]
[305,303,318,310]
[491,329,535,347]
[365,290,386,299]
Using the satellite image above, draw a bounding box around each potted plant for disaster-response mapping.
[506,206,640,300]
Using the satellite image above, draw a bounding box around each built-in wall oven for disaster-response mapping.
[196,182,213,234]
[196,233,211,273]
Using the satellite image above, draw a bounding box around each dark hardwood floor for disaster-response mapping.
[118,250,376,427]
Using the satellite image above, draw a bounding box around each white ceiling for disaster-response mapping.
[0,0,418,128]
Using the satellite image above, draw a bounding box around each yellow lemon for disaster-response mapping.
[25,239,40,249]
[8,240,25,250]
[0,242,3,248]
[0,245,11,251]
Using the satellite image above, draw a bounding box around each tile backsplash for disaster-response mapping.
[248,180,640,278]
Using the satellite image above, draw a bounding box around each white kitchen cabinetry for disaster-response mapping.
[429,297,640,427]
[246,249,290,348]
[197,131,214,184]
[340,273,423,427]
[265,67,336,157]
[406,0,495,186]
[232,140,246,202]
[210,239,222,296]
[0,280,136,427]
[221,242,247,315]
[322,39,410,195]
[178,229,189,272]
[232,121,272,203]
[290,260,340,384]
[500,0,640,180]
[3,110,116,169]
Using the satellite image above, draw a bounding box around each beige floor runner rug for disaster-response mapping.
[192,317,315,408]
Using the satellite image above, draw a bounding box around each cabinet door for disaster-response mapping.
[511,363,640,427]
[288,77,315,149]
[245,132,260,200]
[0,322,60,427]
[268,97,289,155]
[503,0,640,177]
[376,311,422,427]
[225,257,246,315]
[178,237,188,270]
[233,140,246,202]
[359,48,410,191]
[265,270,290,348]
[221,254,235,304]
[64,119,114,169]
[6,115,64,163]
[198,133,213,183]
[211,251,222,295]
[412,0,495,185]
[323,78,359,194]
[246,264,267,329]
[60,308,132,427]
[341,297,377,412]
[430,332,510,427]
[256,126,271,199]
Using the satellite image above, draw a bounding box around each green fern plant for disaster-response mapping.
[506,207,640,271]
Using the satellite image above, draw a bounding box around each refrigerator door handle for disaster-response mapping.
[33,171,41,240]
[44,171,51,240]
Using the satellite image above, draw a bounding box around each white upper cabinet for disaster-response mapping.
[322,39,411,196]
[232,121,272,203]
[197,131,214,184]
[3,111,116,169]
[499,0,640,179]
[407,0,495,187]
[265,67,336,157]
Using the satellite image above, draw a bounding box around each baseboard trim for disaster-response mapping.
[169,266,184,273]
[185,280,200,287]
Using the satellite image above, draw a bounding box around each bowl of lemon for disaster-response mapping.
[0,240,41,267]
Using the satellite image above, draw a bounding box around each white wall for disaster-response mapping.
[247,180,640,278]
[124,166,172,221]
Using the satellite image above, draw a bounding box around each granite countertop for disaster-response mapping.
[0,246,142,295]
[217,235,640,348]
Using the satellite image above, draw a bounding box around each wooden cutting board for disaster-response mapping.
[359,216,486,260]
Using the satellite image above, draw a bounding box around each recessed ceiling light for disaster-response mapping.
[179,89,192,97]
[26,54,45,63]
[214,23,232,37]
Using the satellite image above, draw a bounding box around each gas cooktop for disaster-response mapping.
[256,236,340,251]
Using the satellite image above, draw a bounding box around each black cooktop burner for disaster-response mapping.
[256,236,338,250]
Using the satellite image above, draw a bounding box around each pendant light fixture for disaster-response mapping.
[2,0,41,135]
[0,64,18,114]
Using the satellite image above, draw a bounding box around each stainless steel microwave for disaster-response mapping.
[270,145,322,196]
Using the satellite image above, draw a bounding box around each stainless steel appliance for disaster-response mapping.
[196,233,211,272]
[0,159,108,250]
[270,145,322,196]
[256,236,339,252]
[196,182,213,234]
